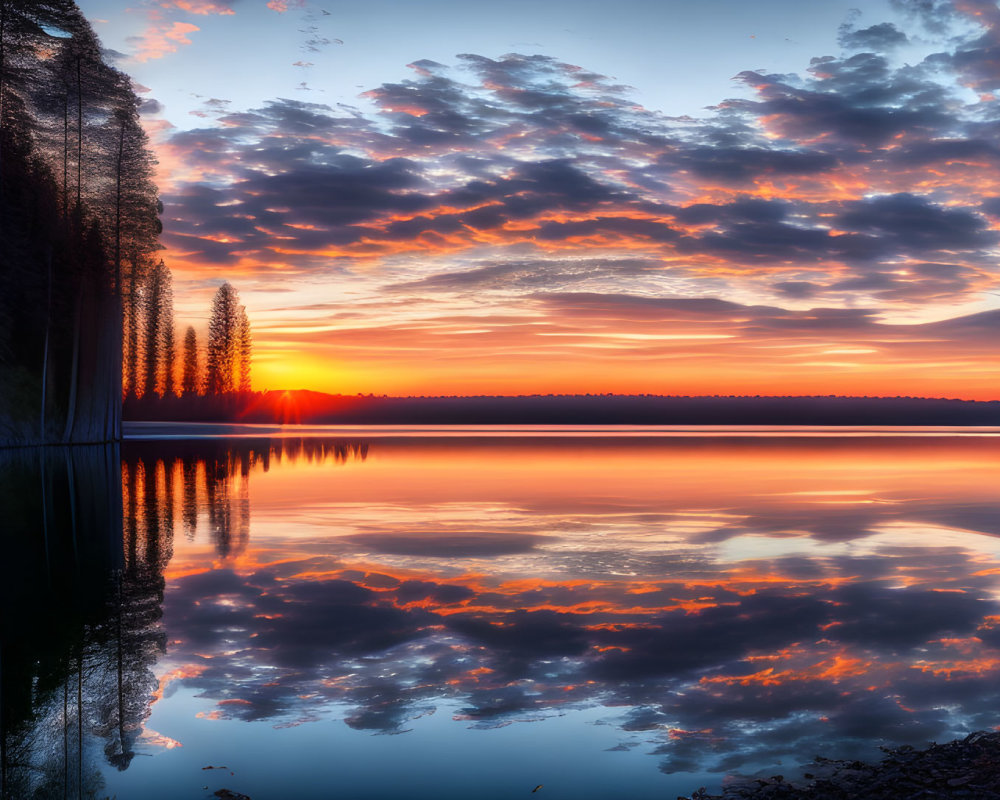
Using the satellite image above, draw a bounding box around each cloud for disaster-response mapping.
[389,257,665,293]
[121,434,1000,786]
[126,0,242,64]
[159,0,237,14]
[266,0,305,13]
[129,14,200,62]
[346,530,545,557]
[153,7,1000,397]
[159,45,1000,286]
[139,97,164,115]
[665,146,839,182]
[837,193,995,252]
[839,22,910,51]
[888,0,958,34]
[159,532,1000,768]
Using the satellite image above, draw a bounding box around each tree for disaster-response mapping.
[0,0,80,192]
[236,305,251,394]
[141,262,162,398]
[0,0,161,443]
[206,282,239,395]
[181,325,199,395]
[123,250,145,400]
[160,269,175,398]
[108,87,159,297]
[141,259,172,398]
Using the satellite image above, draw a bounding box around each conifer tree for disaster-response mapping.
[206,282,239,395]
[236,305,252,394]
[182,325,199,395]
[160,271,176,398]
[142,260,168,398]
[0,0,161,442]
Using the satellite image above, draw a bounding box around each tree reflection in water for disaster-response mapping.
[5,435,1000,799]
[1,446,125,799]
[0,438,366,799]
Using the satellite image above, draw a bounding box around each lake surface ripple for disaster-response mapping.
[3,432,1000,799]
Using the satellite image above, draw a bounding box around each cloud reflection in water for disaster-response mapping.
[128,435,1000,777]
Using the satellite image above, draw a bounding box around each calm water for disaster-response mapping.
[3,430,1000,799]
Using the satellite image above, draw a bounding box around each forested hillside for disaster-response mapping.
[0,0,160,445]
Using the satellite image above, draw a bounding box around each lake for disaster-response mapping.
[3,427,1000,799]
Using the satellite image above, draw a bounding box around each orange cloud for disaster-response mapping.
[160,0,235,14]
[130,13,200,62]
[266,0,305,12]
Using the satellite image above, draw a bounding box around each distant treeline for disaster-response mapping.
[125,391,1000,426]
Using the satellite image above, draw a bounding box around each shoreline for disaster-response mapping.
[682,732,1000,799]
[121,420,1000,439]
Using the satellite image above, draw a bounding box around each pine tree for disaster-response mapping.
[160,274,175,398]
[141,259,169,398]
[206,282,239,395]
[0,0,161,443]
[182,326,199,395]
[161,325,176,396]
[236,305,251,394]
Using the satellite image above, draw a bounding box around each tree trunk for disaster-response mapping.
[0,0,8,198]
[112,295,123,440]
[0,0,7,197]
[40,247,53,442]
[63,92,69,218]
[62,284,83,443]
[75,56,81,210]
[127,260,139,402]
[115,121,123,294]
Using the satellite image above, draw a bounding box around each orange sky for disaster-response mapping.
[99,0,1000,398]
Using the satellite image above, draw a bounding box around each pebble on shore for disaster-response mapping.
[680,730,1000,800]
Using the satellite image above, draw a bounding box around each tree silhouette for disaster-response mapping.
[141,259,173,398]
[160,273,176,398]
[206,282,240,395]
[237,304,252,394]
[0,0,161,443]
[182,325,200,396]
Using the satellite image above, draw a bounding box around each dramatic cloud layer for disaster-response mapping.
[121,0,1000,395]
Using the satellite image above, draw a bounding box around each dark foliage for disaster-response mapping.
[122,392,1000,426]
[0,0,160,444]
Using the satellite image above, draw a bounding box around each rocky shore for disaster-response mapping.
[680,731,1000,799]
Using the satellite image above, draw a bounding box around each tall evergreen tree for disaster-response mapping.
[0,0,161,443]
[123,250,145,400]
[0,0,78,190]
[160,269,176,398]
[181,325,199,396]
[206,282,239,395]
[141,259,169,398]
[236,305,251,394]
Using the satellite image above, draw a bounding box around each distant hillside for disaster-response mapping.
[125,391,1000,426]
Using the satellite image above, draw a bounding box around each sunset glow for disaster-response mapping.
[116,434,1000,786]
[77,0,1000,398]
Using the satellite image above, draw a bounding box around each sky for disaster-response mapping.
[77,0,1000,398]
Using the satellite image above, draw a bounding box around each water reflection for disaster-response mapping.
[3,435,1000,798]
[0,446,147,799]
